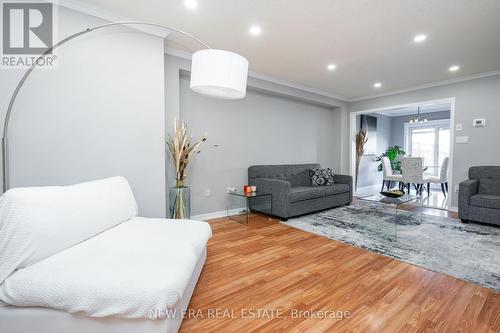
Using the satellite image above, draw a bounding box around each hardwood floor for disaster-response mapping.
[180,212,499,332]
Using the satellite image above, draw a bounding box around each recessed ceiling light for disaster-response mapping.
[449,65,460,72]
[327,64,336,71]
[249,25,262,36]
[413,34,427,43]
[374,82,382,88]
[184,0,198,9]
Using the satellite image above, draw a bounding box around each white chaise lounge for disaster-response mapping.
[0,177,211,333]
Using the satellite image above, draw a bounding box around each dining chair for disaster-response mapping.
[401,157,424,194]
[424,157,449,196]
[381,156,403,191]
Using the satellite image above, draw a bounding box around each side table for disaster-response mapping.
[227,191,273,224]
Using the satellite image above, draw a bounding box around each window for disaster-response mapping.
[404,119,450,176]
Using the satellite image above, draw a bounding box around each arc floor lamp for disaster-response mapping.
[2,21,249,193]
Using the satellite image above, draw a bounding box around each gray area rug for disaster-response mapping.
[283,201,500,291]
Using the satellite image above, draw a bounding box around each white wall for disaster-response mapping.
[348,74,500,208]
[0,7,166,217]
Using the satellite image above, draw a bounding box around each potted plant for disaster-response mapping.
[166,119,206,219]
[376,146,406,173]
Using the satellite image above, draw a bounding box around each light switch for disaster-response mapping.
[456,136,469,144]
[456,123,463,131]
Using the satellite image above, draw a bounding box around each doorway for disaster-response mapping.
[349,98,455,210]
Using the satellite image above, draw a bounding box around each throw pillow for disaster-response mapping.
[309,168,334,186]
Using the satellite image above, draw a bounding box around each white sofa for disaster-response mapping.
[0,177,211,333]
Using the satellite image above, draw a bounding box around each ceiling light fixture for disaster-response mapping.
[184,0,198,9]
[249,25,262,36]
[327,64,336,71]
[409,106,428,123]
[413,34,427,43]
[449,65,460,72]
[373,82,382,88]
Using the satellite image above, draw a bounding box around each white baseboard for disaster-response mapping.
[192,207,246,221]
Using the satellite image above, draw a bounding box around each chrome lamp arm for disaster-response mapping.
[2,21,211,193]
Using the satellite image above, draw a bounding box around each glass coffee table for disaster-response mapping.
[357,193,423,239]
[360,193,421,207]
[227,191,273,224]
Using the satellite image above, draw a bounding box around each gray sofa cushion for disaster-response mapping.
[249,164,319,187]
[478,179,500,196]
[470,194,500,210]
[290,187,325,202]
[469,166,500,195]
[289,184,350,203]
[324,184,350,196]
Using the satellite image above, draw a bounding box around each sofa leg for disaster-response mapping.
[281,217,288,222]
[381,180,385,192]
[461,219,469,223]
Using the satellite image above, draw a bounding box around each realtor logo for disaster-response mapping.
[1,0,57,68]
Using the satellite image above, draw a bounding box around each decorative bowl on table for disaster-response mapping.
[380,190,405,198]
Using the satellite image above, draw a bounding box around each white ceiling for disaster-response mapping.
[80,0,500,100]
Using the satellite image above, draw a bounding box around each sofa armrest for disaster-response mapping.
[459,179,479,220]
[334,174,353,203]
[251,178,291,218]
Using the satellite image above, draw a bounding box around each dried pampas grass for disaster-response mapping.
[166,119,207,187]
[355,129,368,190]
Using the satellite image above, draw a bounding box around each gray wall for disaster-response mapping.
[0,7,166,217]
[165,54,347,217]
[180,76,342,216]
[390,110,450,148]
[348,74,500,208]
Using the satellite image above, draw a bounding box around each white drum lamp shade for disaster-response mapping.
[190,49,249,99]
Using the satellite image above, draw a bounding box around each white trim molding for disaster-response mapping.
[192,207,245,222]
[349,70,500,102]
[166,47,500,104]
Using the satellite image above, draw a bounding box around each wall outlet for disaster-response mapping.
[455,136,469,144]
[227,187,237,193]
[455,185,460,192]
[456,123,463,131]
[204,189,211,197]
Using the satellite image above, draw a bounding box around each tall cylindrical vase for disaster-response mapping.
[169,181,191,219]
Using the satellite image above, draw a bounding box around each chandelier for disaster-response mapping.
[409,107,428,123]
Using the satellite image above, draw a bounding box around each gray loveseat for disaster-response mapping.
[248,164,352,221]
[459,166,500,226]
